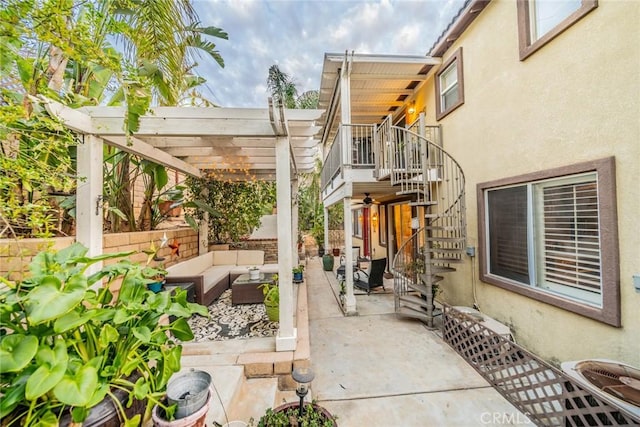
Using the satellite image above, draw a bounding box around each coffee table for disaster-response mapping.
[231,273,277,305]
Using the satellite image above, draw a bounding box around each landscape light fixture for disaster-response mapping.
[292,366,315,417]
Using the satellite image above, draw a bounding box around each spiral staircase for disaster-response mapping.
[379,124,467,328]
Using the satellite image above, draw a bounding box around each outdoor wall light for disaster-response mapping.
[411,217,420,229]
[292,366,315,416]
[408,103,416,114]
[371,212,378,228]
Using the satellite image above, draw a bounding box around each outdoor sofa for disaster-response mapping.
[165,250,278,306]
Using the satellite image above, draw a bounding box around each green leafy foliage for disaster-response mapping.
[252,402,336,427]
[0,243,208,425]
[186,176,276,244]
[0,0,228,238]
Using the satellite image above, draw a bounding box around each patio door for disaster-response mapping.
[389,202,414,266]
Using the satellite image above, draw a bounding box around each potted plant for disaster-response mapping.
[143,265,168,293]
[259,281,279,322]
[310,223,325,257]
[251,401,337,426]
[339,281,346,308]
[0,243,208,426]
[322,252,334,271]
[248,266,261,280]
[292,265,304,283]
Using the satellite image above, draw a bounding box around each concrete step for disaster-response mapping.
[225,377,279,424]
[173,364,243,427]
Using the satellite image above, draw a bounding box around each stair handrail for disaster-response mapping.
[387,125,467,326]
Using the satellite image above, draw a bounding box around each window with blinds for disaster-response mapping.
[534,174,601,305]
[479,158,619,325]
[485,173,602,307]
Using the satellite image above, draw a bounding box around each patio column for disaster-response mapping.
[292,179,300,264]
[275,136,296,351]
[323,206,329,255]
[343,196,357,315]
[76,134,104,275]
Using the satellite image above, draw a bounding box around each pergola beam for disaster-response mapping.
[102,136,202,177]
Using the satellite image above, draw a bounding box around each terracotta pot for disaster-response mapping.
[152,394,209,427]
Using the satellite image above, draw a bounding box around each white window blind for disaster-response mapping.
[534,173,601,305]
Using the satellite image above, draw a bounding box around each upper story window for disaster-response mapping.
[435,47,464,120]
[477,157,620,326]
[517,0,598,60]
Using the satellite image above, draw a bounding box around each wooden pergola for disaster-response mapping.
[45,98,325,352]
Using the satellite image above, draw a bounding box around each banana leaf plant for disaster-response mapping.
[0,243,208,426]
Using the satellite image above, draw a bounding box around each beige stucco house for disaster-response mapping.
[319,0,639,367]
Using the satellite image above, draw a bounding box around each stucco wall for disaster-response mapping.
[417,0,640,365]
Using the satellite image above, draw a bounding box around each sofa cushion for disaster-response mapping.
[201,266,231,293]
[236,250,264,266]
[212,250,237,266]
[261,263,279,274]
[166,252,213,276]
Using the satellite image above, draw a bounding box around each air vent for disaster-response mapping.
[575,360,640,407]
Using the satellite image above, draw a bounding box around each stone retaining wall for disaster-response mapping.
[1,228,198,281]
[229,239,278,263]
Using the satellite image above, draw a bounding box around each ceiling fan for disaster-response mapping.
[351,193,376,208]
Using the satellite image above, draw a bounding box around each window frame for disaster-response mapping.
[477,157,620,326]
[517,0,598,60]
[352,209,363,238]
[435,47,464,120]
[379,205,387,246]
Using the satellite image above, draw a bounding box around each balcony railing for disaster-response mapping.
[321,118,442,192]
[321,124,376,190]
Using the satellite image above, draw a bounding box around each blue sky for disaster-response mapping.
[192,0,467,108]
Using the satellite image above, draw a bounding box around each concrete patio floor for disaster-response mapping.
[180,256,529,426]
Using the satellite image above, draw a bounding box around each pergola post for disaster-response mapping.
[292,179,300,264]
[198,187,209,255]
[76,134,104,274]
[275,136,297,351]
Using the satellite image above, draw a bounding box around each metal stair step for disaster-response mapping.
[395,189,425,196]
[399,295,431,311]
[405,280,430,295]
[423,213,457,218]
[420,265,456,275]
[409,201,438,207]
[424,247,466,254]
[423,226,459,231]
[429,257,464,264]
[397,306,433,323]
[425,237,466,243]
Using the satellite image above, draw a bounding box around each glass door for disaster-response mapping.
[389,202,414,265]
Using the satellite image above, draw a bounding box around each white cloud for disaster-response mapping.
[193,0,467,108]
